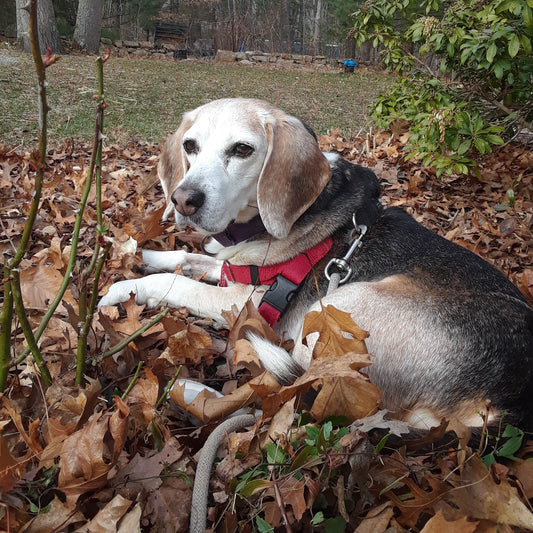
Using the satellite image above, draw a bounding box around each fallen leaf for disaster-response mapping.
[19,264,78,313]
[73,494,134,533]
[20,496,85,533]
[57,397,129,507]
[420,510,478,533]
[161,323,215,364]
[354,501,394,533]
[446,455,533,529]
[302,304,368,358]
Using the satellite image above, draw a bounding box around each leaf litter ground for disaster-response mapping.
[0,133,532,532]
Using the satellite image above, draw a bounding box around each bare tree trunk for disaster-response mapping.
[16,0,62,54]
[281,0,292,52]
[74,0,104,53]
[313,0,322,55]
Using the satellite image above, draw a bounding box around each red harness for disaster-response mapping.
[219,237,333,326]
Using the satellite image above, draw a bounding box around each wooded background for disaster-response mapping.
[0,1,381,62]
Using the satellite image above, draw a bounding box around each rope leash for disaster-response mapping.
[190,414,257,533]
[189,216,364,532]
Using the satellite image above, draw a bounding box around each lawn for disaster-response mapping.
[0,45,392,147]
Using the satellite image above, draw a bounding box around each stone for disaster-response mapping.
[215,49,236,62]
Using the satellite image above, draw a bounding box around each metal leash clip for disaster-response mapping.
[324,216,367,285]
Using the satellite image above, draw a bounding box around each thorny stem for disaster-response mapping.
[76,242,112,386]
[91,307,170,365]
[13,56,108,370]
[75,56,108,386]
[0,0,49,391]
[0,262,14,390]
[11,270,52,387]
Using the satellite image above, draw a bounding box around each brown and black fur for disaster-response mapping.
[259,154,533,432]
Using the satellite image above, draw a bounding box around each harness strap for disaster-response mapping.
[219,237,333,326]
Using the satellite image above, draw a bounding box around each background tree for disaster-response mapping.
[73,0,104,53]
[15,0,62,53]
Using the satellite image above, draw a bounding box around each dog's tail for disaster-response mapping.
[247,333,305,386]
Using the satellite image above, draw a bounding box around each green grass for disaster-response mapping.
[0,47,392,147]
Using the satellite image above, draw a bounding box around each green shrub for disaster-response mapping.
[353,0,533,177]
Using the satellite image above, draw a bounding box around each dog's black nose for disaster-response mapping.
[172,188,205,216]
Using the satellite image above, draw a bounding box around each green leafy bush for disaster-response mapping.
[353,0,533,176]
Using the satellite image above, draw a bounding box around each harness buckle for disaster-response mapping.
[259,274,299,313]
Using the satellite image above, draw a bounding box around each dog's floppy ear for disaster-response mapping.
[257,114,331,240]
[158,113,195,217]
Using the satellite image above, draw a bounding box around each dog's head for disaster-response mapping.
[158,98,331,240]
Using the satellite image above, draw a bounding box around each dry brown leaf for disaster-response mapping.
[162,323,215,364]
[509,459,533,499]
[74,494,135,533]
[420,510,478,533]
[519,268,533,304]
[116,503,143,533]
[266,396,296,444]
[2,396,43,456]
[112,294,145,336]
[354,501,394,533]
[20,496,85,533]
[266,476,307,521]
[111,439,185,494]
[446,455,533,529]
[302,304,368,358]
[143,473,192,533]
[127,367,159,425]
[311,377,380,421]
[0,436,20,491]
[109,440,191,532]
[223,300,280,346]
[307,353,380,421]
[57,397,129,506]
[19,264,78,313]
[216,431,261,484]
[232,338,264,375]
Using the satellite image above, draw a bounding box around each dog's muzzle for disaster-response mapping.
[172,187,205,216]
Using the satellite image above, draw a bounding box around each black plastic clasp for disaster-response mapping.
[260,275,299,314]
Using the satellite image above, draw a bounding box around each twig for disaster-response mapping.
[11,270,52,387]
[0,0,51,392]
[76,242,112,385]
[270,467,293,533]
[91,307,170,365]
[155,365,182,409]
[0,261,14,390]
[121,361,144,400]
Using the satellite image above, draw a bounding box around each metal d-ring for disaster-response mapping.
[324,220,367,285]
[200,235,217,257]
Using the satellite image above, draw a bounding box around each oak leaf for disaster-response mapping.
[446,455,533,529]
[302,304,368,358]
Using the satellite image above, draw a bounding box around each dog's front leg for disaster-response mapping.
[99,273,264,324]
[141,250,222,283]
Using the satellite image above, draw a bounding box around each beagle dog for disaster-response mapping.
[100,98,533,433]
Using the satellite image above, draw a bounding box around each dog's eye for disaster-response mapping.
[183,140,197,154]
[232,143,254,158]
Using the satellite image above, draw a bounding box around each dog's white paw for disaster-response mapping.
[98,279,143,308]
